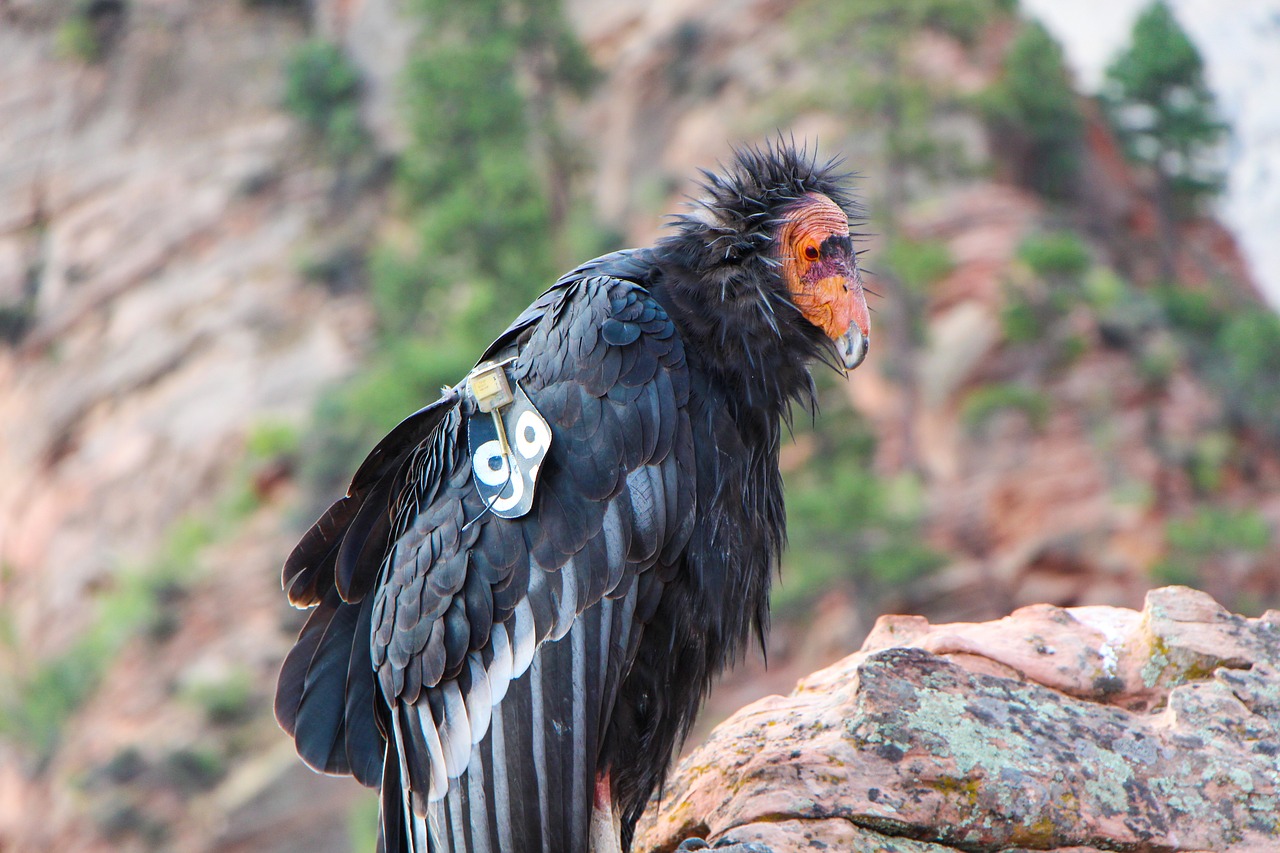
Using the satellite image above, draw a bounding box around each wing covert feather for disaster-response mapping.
[278,256,696,853]
[372,274,695,852]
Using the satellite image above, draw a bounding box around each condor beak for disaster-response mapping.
[836,322,868,370]
[835,270,870,371]
[798,269,870,371]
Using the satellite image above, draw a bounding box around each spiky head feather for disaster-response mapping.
[663,139,861,270]
[653,139,863,413]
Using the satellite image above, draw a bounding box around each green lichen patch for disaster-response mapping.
[839,647,1278,849]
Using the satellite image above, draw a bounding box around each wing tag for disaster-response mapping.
[465,360,551,519]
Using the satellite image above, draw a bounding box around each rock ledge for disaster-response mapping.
[637,587,1280,853]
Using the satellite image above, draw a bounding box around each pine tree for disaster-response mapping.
[981,21,1084,199]
[305,0,597,493]
[793,0,1013,475]
[807,0,1009,226]
[1102,1,1228,220]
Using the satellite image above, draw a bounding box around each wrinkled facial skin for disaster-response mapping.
[778,193,870,369]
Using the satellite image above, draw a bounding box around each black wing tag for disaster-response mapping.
[465,360,552,519]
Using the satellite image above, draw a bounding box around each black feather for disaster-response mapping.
[275,140,861,853]
[294,589,363,775]
[335,474,396,604]
[283,499,355,607]
[345,595,385,787]
[275,591,337,736]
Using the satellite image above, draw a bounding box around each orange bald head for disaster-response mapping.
[777,193,870,370]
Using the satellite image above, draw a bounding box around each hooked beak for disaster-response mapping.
[836,322,869,371]
[796,269,871,372]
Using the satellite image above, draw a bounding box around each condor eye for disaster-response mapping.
[802,244,820,262]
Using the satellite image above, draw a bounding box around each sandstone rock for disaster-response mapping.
[0,4,375,657]
[637,587,1280,852]
[918,300,999,408]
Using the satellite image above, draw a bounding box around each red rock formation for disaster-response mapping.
[638,587,1280,853]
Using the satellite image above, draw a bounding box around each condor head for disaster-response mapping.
[778,192,870,371]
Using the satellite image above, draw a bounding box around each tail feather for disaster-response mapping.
[346,593,384,786]
[378,742,409,853]
[391,593,635,851]
[294,590,364,775]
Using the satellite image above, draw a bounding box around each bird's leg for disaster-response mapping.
[584,765,775,853]
[589,770,622,853]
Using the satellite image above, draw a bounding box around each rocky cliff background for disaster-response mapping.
[0,1,1277,851]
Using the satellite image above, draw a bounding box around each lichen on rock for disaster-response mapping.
[637,587,1280,853]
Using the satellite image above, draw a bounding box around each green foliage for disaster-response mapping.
[563,206,628,267]
[1051,333,1085,372]
[999,295,1042,344]
[246,420,301,461]
[1187,431,1232,494]
[0,637,108,767]
[1091,273,1165,351]
[1149,553,1199,587]
[778,395,946,611]
[1149,282,1280,442]
[794,0,1012,220]
[1083,266,1130,314]
[149,517,216,582]
[3,533,206,758]
[882,238,953,294]
[1152,281,1226,340]
[962,382,1050,431]
[920,0,1012,44]
[304,0,597,494]
[998,232,1091,346]
[1214,309,1280,386]
[391,0,580,312]
[1077,269,1197,391]
[348,791,382,853]
[1210,309,1280,441]
[217,420,304,520]
[979,20,1084,198]
[182,669,255,726]
[55,3,113,63]
[284,41,368,160]
[1152,507,1270,584]
[302,339,476,492]
[880,237,953,350]
[1136,329,1180,389]
[1085,272,1280,443]
[0,545,189,764]
[160,746,226,794]
[816,0,1010,47]
[1017,231,1090,279]
[1101,1,1228,215]
[0,513,220,767]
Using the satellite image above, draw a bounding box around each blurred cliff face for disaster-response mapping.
[1,1,1278,851]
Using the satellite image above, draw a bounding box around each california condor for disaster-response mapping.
[275,141,870,852]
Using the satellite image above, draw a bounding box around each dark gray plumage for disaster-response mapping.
[275,141,868,852]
